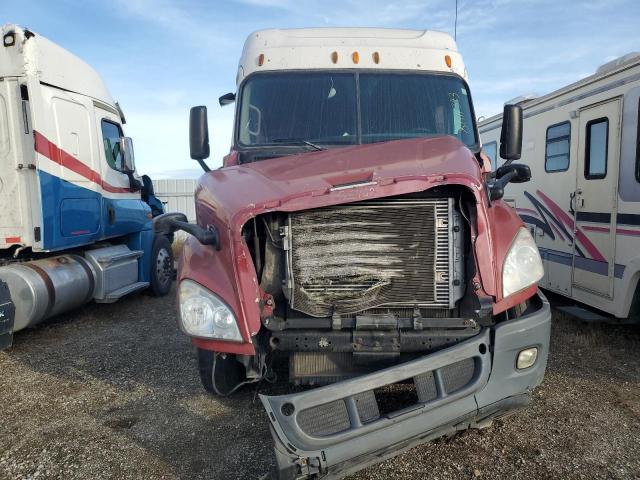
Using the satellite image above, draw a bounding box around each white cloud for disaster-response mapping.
[112,0,236,51]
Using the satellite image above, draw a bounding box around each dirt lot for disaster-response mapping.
[1,289,639,480]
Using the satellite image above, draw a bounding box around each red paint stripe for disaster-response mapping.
[617,228,640,236]
[583,226,610,233]
[583,225,640,236]
[536,189,606,261]
[5,236,21,244]
[34,131,131,194]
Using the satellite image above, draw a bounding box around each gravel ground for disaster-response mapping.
[1,289,639,480]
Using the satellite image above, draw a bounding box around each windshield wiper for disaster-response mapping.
[270,138,324,151]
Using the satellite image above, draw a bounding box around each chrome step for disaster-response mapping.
[96,250,144,266]
[96,281,149,303]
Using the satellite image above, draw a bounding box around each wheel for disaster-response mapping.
[197,348,248,396]
[149,234,173,297]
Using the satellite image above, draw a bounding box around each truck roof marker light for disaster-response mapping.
[352,51,359,64]
[331,51,338,64]
[258,53,265,66]
[372,51,380,64]
[445,55,452,68]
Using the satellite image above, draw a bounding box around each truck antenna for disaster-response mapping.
[454,0,458,41]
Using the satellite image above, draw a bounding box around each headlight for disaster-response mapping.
[502,227,544,297]
[178,280,243,342]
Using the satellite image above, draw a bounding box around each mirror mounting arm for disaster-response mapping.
[125,171,142,191]
[195,158,210,172]
[488,163,531,201]
[488,170,517,201]
[153,213,220,250]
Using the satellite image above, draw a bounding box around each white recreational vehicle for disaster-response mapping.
[479,53,640,321]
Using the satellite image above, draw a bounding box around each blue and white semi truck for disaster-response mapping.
[0,24,173,348]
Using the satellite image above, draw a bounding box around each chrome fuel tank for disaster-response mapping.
[0,255,96,332]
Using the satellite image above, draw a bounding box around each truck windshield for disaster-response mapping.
[237,71,477,151]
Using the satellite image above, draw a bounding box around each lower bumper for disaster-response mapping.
[260,292,551,479]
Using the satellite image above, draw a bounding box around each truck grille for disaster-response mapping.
[285,198,458,317]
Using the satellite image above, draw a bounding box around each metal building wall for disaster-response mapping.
[152,179,198,222]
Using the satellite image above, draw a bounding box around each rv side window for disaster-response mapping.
[545,122,570,172]
[585,118,608,179]
[484,141,497,170]
[101,120,124,170]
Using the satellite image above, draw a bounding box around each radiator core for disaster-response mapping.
[285,198,458,317]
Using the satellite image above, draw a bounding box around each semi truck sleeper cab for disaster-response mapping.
[155,28,552,479]
[0,24,174,347]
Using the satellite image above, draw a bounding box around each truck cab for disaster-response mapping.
[157,28,552,479]
[0,24,173,346]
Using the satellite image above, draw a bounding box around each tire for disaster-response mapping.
[197,348,248,396]
[149,234,173,297]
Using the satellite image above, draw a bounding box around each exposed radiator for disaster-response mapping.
[283,198,463,317]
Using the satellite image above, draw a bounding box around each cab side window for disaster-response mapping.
[101,120,124,170]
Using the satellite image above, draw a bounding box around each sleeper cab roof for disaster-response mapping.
[1,24,116,108]
[237,28,467,84]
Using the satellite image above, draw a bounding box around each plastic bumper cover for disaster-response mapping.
[260,292,551,479]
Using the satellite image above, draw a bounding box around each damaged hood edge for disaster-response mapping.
[195,136,484,228]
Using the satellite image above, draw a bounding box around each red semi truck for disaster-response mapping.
[154,28,552,479]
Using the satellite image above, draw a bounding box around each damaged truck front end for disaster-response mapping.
[160,134,551,478]
[263,299,549,478]
[155,27,552,479]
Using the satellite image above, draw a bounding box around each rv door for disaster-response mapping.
[572,98,621,298]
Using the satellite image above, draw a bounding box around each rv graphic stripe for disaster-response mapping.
[34,131,130,194]
[617,213,640,226]
[537,247,625,279]
[536,190,605,261]
[575,212,612,223]
[521,191,580,254]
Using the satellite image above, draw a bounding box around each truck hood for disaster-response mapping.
[196,136,483,227]
[181,133,528,360]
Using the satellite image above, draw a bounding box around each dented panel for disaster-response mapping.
[260,292,552,479]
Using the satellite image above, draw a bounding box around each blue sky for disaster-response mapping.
[3,0,639,175]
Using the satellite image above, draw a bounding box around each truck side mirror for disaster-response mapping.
[119,137,141,192]
[499,104,523,162]
[190,106,210,161]
[120,137,135,172]
[219,92,235,106]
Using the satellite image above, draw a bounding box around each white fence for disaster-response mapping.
[152,179,198,222]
